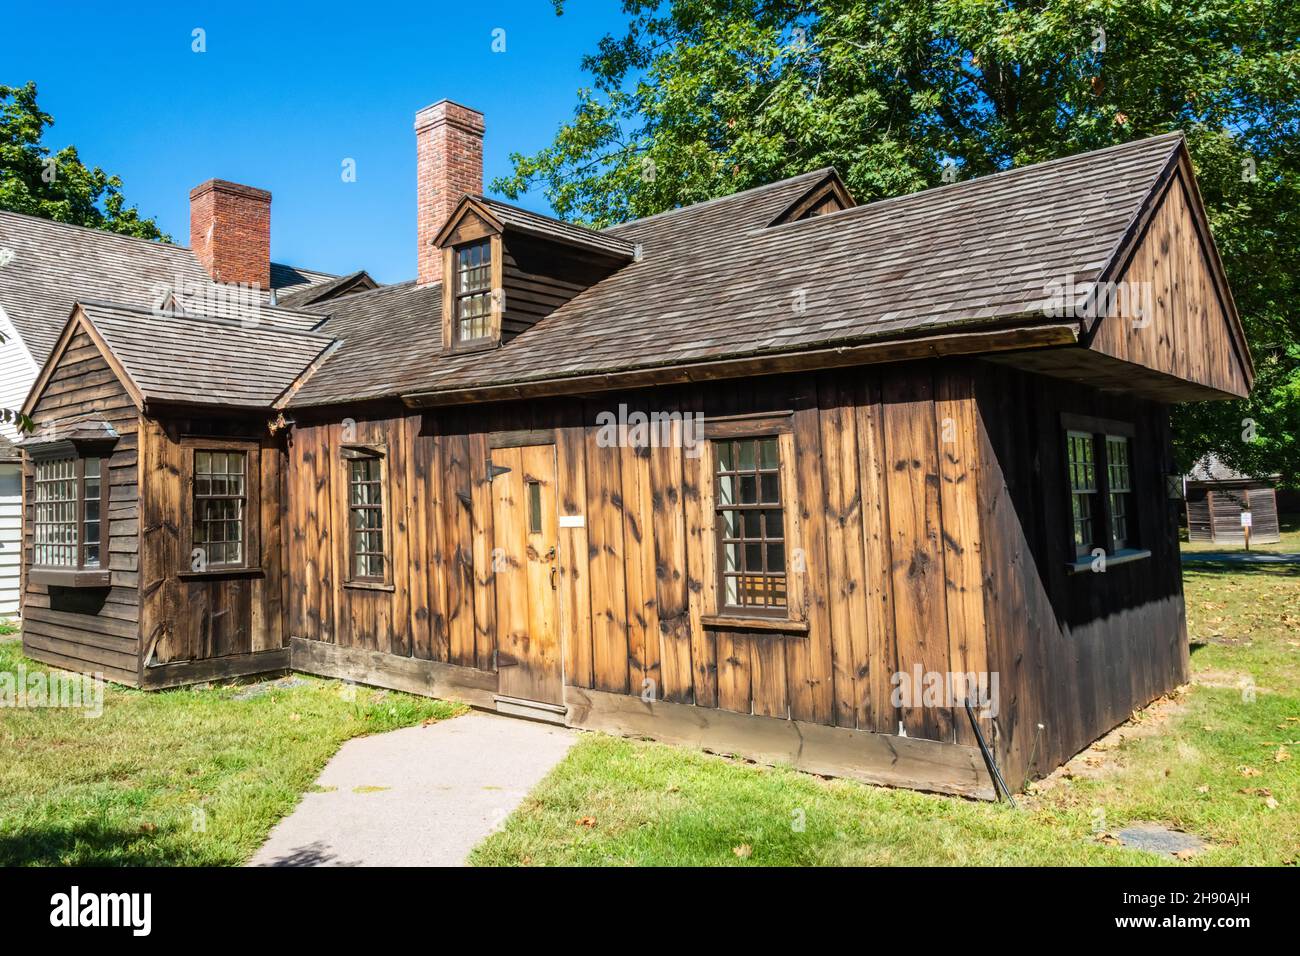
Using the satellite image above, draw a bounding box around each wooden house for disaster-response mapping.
[1184,455,1281,545]
[15,101,1253,797]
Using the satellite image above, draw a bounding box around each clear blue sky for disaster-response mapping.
[0,1,626,283]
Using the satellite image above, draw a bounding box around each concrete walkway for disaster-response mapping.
[1180,551,1300,564]
[249,712,577,867]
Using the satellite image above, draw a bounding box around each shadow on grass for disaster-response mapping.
[1180,560,1300,576]
[0,822,194,867]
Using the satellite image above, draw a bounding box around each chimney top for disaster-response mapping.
[189,179,272,204]
[189,178,272,289]
[414,99,485,136]
[415,99,485,287]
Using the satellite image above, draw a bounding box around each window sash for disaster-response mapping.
[349,456,386,581]
[192,450,247,569]
[455,240,493,341]
[33,456,104,569]
[713,436,788,614]
[1106,435,1132,550]
[1065,428,1137,558]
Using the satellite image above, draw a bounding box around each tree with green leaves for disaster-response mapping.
[0,81,169,432]
[1,81,168,241]
[505,0,1300,483]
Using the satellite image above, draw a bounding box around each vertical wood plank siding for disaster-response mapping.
[288,362,1025,744]
[138,416,289,669]
[972,363,1187,787]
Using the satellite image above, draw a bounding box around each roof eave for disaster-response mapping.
[401,318,1080,409]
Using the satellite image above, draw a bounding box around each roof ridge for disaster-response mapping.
[602,167,836,232]
[78,298,337,339]
[0,207,190,252]
[0,207,338,280]
[760,133,1184,236]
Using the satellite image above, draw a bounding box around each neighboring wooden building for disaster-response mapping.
[1185,455,1281,545]
[16,104,1254,797]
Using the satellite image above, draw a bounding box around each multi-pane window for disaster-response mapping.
[33,456,103,568]
[1064,427,1138,559]
[349,456,385,580]
[714,437,787,613]
[1106,436,1132,550]
[455,240,493,341]
[1066,431,1097,557]
[193,450,246,568]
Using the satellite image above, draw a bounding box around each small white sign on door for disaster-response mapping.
[559,514,586,529]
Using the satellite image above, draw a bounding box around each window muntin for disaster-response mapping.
[83,458,101,568]
[349,456,385,581]
[1106,435,1132,551]
[1064,427,1138,560]
[193,450,246,568]
[33,456,103,569]
[714,436,787,614]
[1066,431,1097,556]
[455,240,493,341]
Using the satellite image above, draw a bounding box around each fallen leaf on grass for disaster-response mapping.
[576,816,597,828]
[138,822,157,834]
[1275,747,1291,763]
[1174,849,1198,860]
[1195,785,1210,794]
[1239,766,1262,777]
[733,844,753,858]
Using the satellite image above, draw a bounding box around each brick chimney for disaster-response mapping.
[189,179,272,289]
[415,100,485,286]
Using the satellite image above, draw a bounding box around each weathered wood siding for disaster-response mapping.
[1092,173,1250,398]
[138,416,289,672]
[973,362,1187,787]
[21,327,141,684]
[1185,484,1280,544]
[289,363,1005,744]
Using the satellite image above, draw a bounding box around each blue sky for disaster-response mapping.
[0,1,627,283]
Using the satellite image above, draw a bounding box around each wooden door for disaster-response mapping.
[490,443,563,704]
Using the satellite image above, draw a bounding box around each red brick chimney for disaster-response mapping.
[415,100,485,286]
[189,179,272,289]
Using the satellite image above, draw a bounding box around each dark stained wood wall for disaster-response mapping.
[500,235,614,342]
[138,415,289,670]
[973,362,1188,787]
[21,327,141,685]
[289,362,1009,745]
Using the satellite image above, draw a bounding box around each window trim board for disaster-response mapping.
[179,437,261,574]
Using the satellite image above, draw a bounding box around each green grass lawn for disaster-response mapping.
[1181,511,1300,553]
[0,642,464,865]
[0,618,18,637]
[472,561,1300,867]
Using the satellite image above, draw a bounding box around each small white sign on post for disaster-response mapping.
[1240,511,1252,528]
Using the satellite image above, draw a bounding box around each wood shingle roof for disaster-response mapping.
[76,301,336,409]
[406,134,1186,402]
[0,208,338,365]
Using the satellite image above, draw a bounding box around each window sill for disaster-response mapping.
[177,567,264,581]
[701,614,809,634]
[344,580,396,593]
[1065,548,1152,574]
[445,338,499,356]
[29,567,111,588]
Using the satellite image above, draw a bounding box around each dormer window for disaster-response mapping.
[455,240,493,341]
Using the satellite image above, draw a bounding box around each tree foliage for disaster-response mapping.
[0,81,168,241]
[505,0,1300,483]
